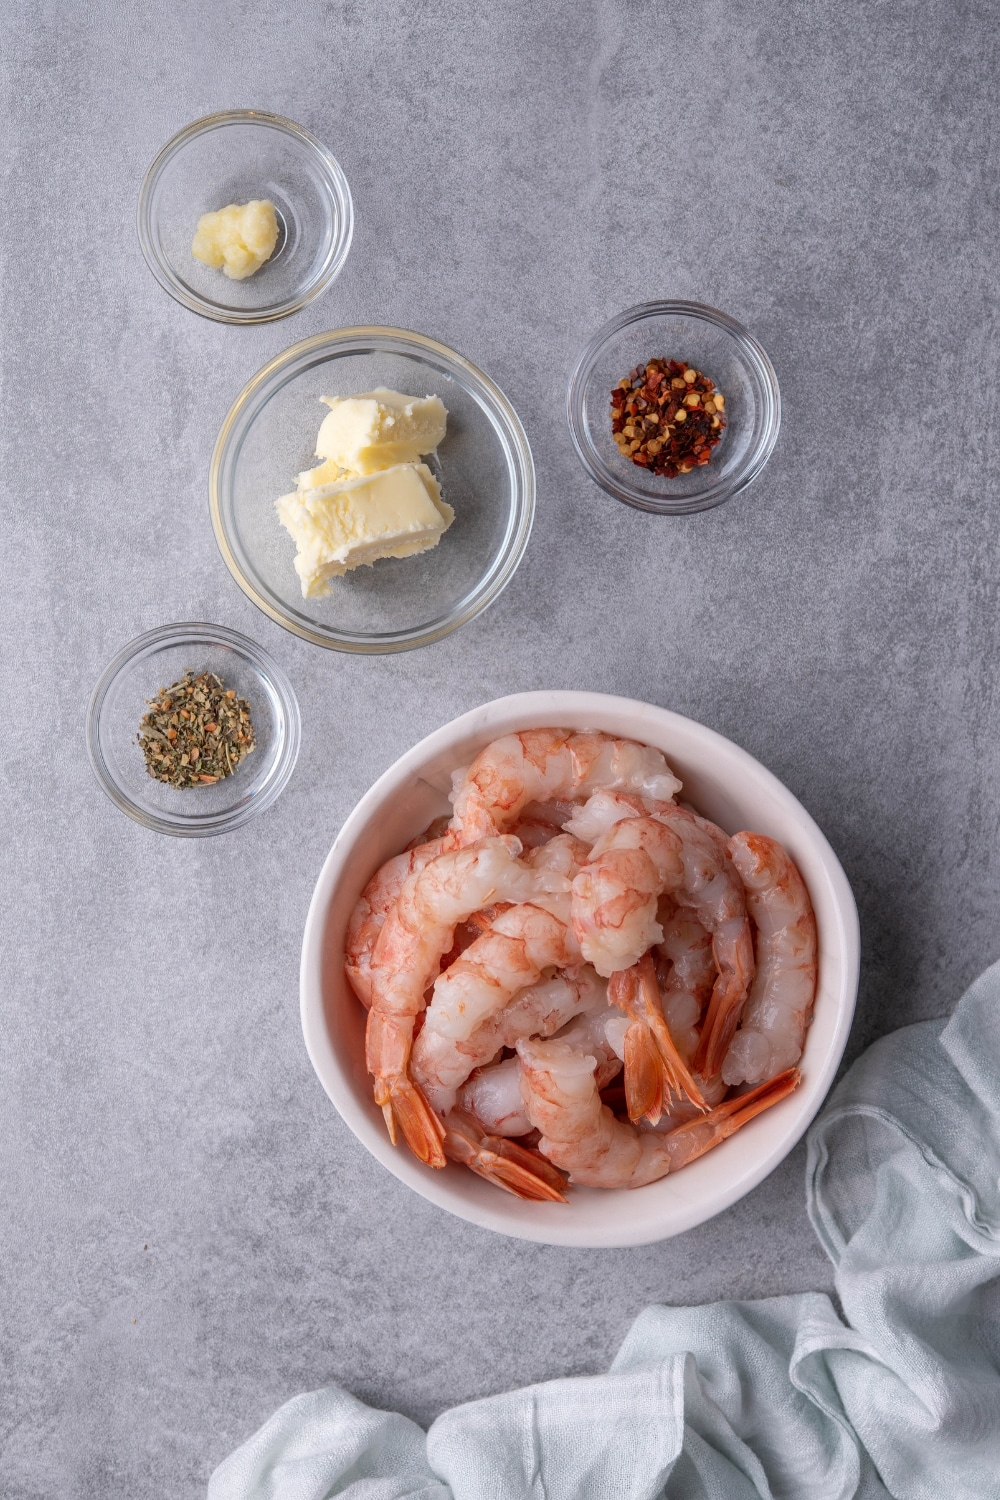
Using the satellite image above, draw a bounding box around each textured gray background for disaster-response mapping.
[2,0,997,1494]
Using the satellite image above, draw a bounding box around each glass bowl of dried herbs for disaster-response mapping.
[86,623,300,837]
[567,301,780,515]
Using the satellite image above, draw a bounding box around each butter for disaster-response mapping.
[294,458,354,494]
[276,463,455,599]
[315,388,447,475]
[191,200,279,280]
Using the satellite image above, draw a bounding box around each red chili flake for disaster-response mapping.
[610,359,726,478]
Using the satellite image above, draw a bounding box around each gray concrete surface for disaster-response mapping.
[2,1,998,1494]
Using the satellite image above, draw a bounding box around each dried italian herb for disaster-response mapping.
[138,671,255,788]
[611,359,726,478]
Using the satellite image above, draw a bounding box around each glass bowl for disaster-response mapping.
[137,110,353,324]
[86,623,301,837]
[210,327,535,653]
[567,301,780,515]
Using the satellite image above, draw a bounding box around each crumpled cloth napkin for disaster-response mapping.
[208,962,1000,1500]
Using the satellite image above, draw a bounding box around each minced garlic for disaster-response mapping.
[191,200,279,280]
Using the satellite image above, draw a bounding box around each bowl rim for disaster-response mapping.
[85,620,301,838]
[300,690,861,1246]
[566,300,781,516]
[136,108,354,325]
[209,325,536,655]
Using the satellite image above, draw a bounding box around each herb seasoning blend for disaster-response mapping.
[138,671,255,788]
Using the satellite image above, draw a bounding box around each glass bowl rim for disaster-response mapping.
[209,325,536,654]
[566,299,781,516]
[86,621,302,837]
[136,108,354,325]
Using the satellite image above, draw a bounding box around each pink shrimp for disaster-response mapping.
[450,730,681,843]
[457,997,628,1139]
[344,835,454,1007]
[422,900,580,1040]
[457,1055,533,1137]
[517,1033,800,1189]
[569,800,753,1079]
[412,967,605,1116]
[608,953,707,1122]
[656,900,716,1061]
[510,799,580,849]
[441,1109,568,1203]
[365,837,537,1166]
[721,832,818,1086]
[415,836,587,1070]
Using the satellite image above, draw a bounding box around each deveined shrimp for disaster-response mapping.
[570,799,753,1079]
[450,729,681,843]
[344,835,454,1007]
[417,836,588,1056]
[422,901,580,1046]
[365,836,537,1166]
[721,832,818,1087]
[457,1055,532,1137]
[457,996,628,1140]
[412,966,605,1116]
[518,1032,800,1189]
[655,899,716,1061]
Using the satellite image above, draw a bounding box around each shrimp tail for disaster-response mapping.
[367,1009,447,1168]
[623,1022,665,1125]
[443,1110,569,1203]
[373,1075,447,1167]
[610,956,708,1112]
[662,1067,801,1171]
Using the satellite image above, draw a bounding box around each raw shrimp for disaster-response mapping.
[418,837,588,1053]
[608,953,707,1121]
[656,900,716,1061]
[442,1109,568,1202]
[570,800,753,1079]
[510,800,580,849]
[548,1004,627,1089]
[366,836,536,1166]
[637,1072,728,1135]
[458,1056,532,1137]
[344,726,819,1204]
[423,902,579,1043]
[459,997,628,1138]
[344,835,453,1007]
[450,730,681,843]
[412,967,605,1116]
[518,1032,800,1189]
[721,832,818,1087]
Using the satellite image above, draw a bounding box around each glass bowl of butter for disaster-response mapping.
[86,623,301,837]
[138,110,353,324]
[210,327,536,653]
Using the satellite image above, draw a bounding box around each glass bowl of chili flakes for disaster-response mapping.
[86,622,300,837]
[567,301,780,515]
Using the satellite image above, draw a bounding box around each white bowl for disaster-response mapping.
[301,692,860,1247]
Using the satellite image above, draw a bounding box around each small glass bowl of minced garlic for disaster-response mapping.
[138,110,353,324]
[86,623,300,836]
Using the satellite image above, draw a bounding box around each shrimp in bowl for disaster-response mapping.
[342,725,820,1204]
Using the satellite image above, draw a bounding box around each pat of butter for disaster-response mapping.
[276,463,455,599]
[191,200,279,280]
[315,388,447,475]
[294,457,354,494]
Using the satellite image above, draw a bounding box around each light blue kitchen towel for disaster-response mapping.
[208,961,1000,1500]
